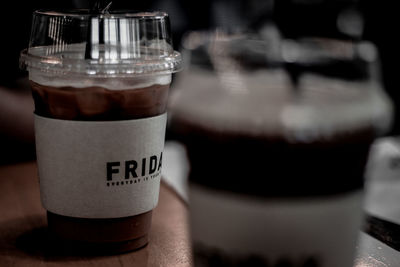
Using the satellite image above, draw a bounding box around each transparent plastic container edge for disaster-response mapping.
[20,10,182,77]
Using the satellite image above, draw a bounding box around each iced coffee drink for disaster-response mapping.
[20,10,181,253]
[170,35,392,266]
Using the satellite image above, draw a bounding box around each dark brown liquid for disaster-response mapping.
[31,81,169,120]
[172,117,374,197]
[31,80,170,253]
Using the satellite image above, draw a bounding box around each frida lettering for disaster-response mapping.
[107,153,163,181]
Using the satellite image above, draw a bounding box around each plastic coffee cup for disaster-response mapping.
[170,32,392,266]
[20,10,181,253]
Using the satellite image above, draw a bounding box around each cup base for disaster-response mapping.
[47,210,152,254]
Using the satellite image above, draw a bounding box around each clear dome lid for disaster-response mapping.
[20,10,182,77]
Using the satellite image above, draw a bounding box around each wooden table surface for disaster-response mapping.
[0,161,193,266]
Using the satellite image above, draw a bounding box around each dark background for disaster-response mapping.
[1,0,398,131]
